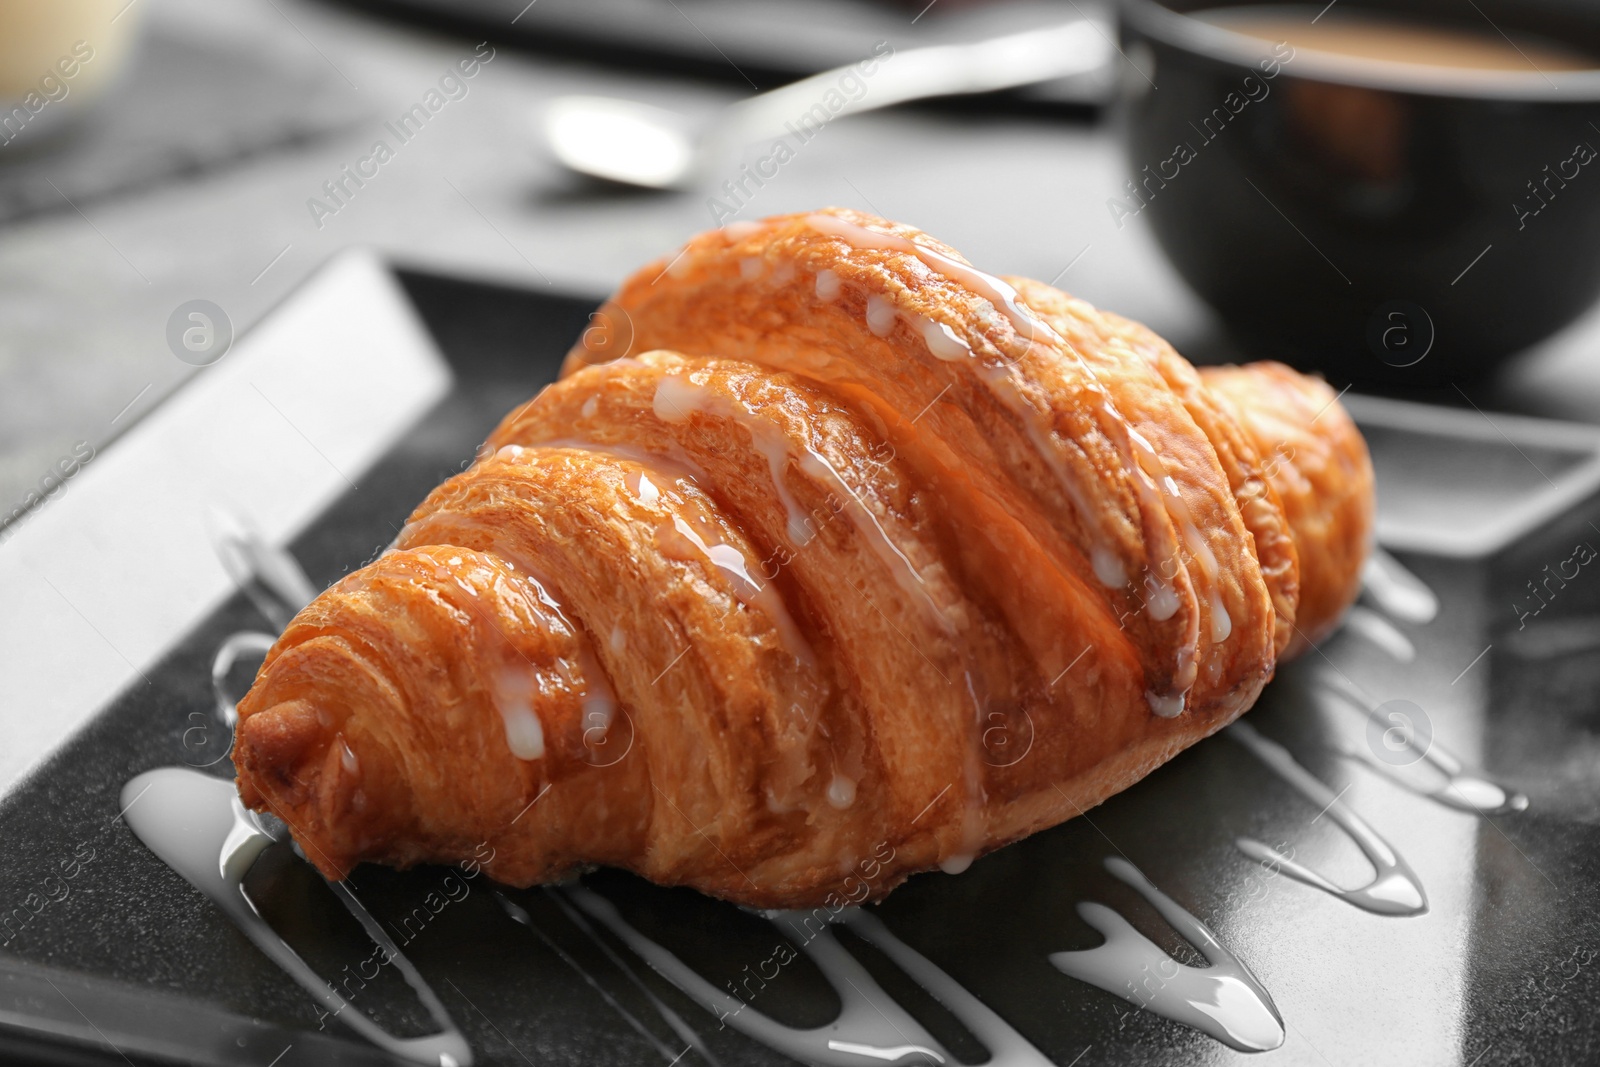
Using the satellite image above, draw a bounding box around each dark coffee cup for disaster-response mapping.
[1120,0,1600,383]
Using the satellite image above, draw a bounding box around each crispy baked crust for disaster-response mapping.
[234,209,1373,907]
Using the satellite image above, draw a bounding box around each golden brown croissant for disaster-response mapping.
[234,209,1373,908]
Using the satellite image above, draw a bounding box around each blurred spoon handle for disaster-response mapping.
[718,20,1113,147]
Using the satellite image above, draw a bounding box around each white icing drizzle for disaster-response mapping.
[1313,669,1528,815]
[740,256,765,281]
[918,316,972,361]
[1092,545,1128,589]
[1146,691,1185,718]
[631,468,817,669]
[564,884,1057,1066]
[955,672,990,870]
[210,631,276,730]
[653,374,816,546]
[1050,857,1284,1052]
[1181,520,1219,581]
[536,435,713,489]
[826,774,856,810]
[206,506,318,631]
[1143,573,1181,622]
[1209,592,1233,643]
[493,668,547,760]
[195,519,297,770]
[850,297,978,365]
[814,268,842,301]
[1361,548,1439,624]
[939,853,975,875]
[1343,605,1416,662]
[864,294,896,337]
[1123,426,1204,680]
[575,642,623,763]
[831,274,976,364]
[793,451,948,630]
[418,542,619,759]
[648,373,951,634]
[805,215,1158,564]
[508,567,618,758]
[518,438,780,655]
[802,218,1096,533]
[973,339,1200,702]
[608,625,627,654]
[500,892,723,1065]
[401,501,621,760]
[804,213,1053,342]
[580,395,599,419]
[723,220,764,240]
[121,769,473,1067]
[1227,720,1428,916]
[973,359,1109,567]
[672,511,809,662]
[802,214,1206,703]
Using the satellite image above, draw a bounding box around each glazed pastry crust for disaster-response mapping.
[235,209,1373,907]
[1198,361,1373,655]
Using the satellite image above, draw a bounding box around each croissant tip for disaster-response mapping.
[236,700,324,803]
[235,700,361,879]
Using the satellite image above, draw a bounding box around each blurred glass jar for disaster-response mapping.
[0,0,143,152]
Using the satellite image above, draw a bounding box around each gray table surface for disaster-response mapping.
[3,0,1599,513]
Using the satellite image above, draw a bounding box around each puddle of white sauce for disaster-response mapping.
[1226,721,1427,916]
[1050,856,1284,1052]
[121,768,473,1067]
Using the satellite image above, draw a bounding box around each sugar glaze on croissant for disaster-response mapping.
[235,209,1373,908]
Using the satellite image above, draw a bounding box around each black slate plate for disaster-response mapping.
[2,265,1598,1067]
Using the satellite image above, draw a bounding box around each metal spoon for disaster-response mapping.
[544,19,1114,190]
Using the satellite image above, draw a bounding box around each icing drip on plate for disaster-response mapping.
[1342,605,1417,662]
[1313,668,1528,815]
[121,768,473,1067]
[1227,721,1428,916]
[563,884,1056,1066]
[1361,548,1439,624]
[1050,856,1284,1053]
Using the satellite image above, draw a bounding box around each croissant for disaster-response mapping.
[234,209,1373,908]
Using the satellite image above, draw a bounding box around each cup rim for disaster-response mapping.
[1122,0,1600,101]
